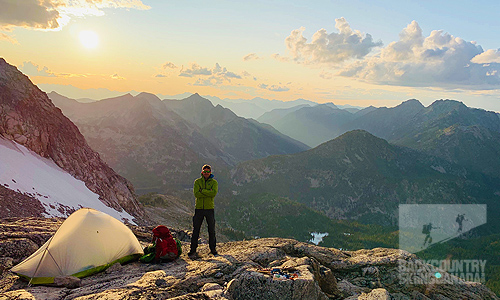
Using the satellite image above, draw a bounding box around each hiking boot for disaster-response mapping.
[187,251,197,258]
[210,250,218,256]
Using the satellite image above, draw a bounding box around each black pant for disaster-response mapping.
[190,209,216,252]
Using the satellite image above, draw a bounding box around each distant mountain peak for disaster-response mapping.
[136,91,158,98]
[188,92,205,100]
[322,102,339,109]
[397,99,424,109]
[337,129,384,141]
[48,91,62,96]
[314,129,389,152]
[430,99,467,110]
[135,92,161,104]
[186,92,209,101]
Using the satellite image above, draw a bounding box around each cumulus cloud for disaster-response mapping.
[338,21,500,88]
[179,62,242,85]
[0,0,60,30]
[111,73,125,80]
[19,61,56,77]
[213,63,242,79]
[179,63,212,77]
[471,49,500,64]
[0,0,149,41]
[258,83,290,92]
[243,53,261,61]
[285,17,382,65]
[162,62,178,69]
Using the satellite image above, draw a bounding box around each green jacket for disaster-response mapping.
[193,175,218,209]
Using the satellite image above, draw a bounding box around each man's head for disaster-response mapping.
[201,164,211,179]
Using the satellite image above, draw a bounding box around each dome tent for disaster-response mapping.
[11,208,143,284]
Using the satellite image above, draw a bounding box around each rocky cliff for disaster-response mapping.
[0,58,144,223]
[0,218,498,299]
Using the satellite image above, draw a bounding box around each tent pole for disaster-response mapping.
[28,237,55,287]
[28,248,47,287]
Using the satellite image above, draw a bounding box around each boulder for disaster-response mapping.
[225,269,329,300]
[0,239,38,263]
[358,288,390,300]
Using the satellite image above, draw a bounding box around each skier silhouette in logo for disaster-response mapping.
[456,214,467,233]
[422,222,439,247]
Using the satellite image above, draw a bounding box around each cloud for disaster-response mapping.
[111,73,125,80]
[285,17,383,65]
[0,31,18,43]
[241,71,257,81]
[192,77,223,87]
[162,62,177,69]
[179,63,212,77]
[338,21,500,89]
[213,63,242,79]
[19,61,92,78]
[0,0,150,41]
[258,83,290,92]
[0,0,60,30]
[155,74,167,78]
[243,53,261,61]
[471,49,500,64]
[179,62,242,85]
[19,61,56,77]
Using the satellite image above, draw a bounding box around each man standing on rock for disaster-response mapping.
[188,164,218,257]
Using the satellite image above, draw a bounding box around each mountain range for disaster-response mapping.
[259,98,500,179]
[49,91,308,194]
[47,82,500,231]
[230,130,500,226]
[258,103,357,147]
[204,96,317,119]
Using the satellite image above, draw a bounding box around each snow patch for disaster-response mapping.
[309,232,328,245]
[0,138,135,224]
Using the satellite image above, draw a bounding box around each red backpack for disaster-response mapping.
[152,225,178,261]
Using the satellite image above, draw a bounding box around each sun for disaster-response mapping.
[79,30,99,49]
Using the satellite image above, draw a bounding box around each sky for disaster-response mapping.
[1,0,500,111]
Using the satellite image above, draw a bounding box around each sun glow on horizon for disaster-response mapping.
[79,30,99,49]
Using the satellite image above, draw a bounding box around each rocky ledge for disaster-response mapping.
[0,218,498,300]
